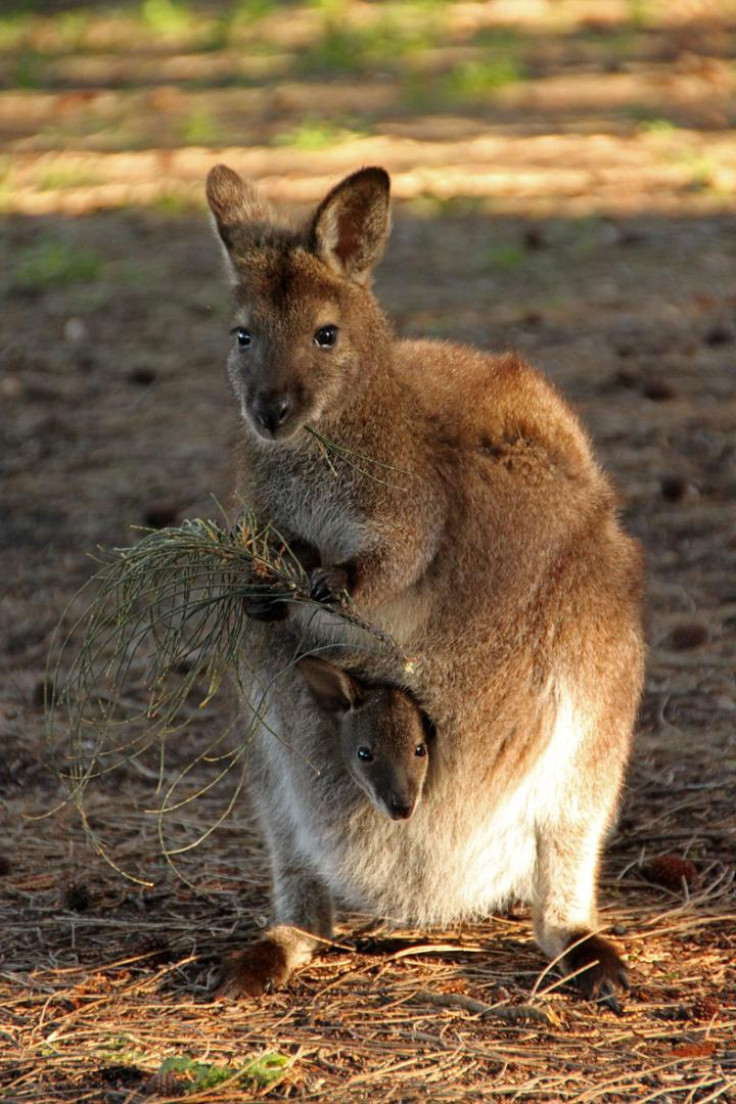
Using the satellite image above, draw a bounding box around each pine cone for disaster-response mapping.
[691,996,720,1021]
[144,1071,186,1097]
[641,855,698,892]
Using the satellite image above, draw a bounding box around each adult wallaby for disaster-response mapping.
[297,655,431,822]
[207,165,644,1008]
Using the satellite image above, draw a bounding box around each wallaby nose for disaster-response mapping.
[252,393,291,435]
[389,796,415,820]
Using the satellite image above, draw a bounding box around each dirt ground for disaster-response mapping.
[1,2,735,1101]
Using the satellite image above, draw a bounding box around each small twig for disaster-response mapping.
[385,942,484,962]
[412,988,553,1026]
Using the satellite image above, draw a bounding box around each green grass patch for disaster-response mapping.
[13,239,101,291]
[8,48,46,88]
[179,106,225,145]
[36,165,104,191]
[638,116,677,135]
[272,114,369,150]
[95,1034,149,1065]
[404,193,491,220]
[478,244,526,273]
[149,189,203,215]
[140,0,192,37]
[442,54,523,101]
[232,0,276,22]
[627,104,678,128]
[138,0,236,52]
[681,155,717,193]
[152,1052,290,1094]
[626,0,657,29]
[300,10,443,75]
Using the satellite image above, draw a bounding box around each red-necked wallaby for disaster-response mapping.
[207,165,644,1010]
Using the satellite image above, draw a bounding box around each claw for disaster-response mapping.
[562,932,630,1014]
[598,983,623,1016]
[309,566,350,604]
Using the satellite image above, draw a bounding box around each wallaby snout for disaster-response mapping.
[387,792,418,821]
[227,315,346,443]
[228,338,314,443]
[251,390,292,438]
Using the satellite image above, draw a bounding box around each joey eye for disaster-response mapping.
[357,746,373,763]
[233,327,252,348]
[314,324,338,349]
[414,743,427,758]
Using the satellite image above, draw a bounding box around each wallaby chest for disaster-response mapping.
[245,443,378,569]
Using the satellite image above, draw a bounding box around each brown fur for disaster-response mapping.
[206,165,645,1004]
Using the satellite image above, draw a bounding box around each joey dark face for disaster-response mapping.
[296,657,431,821]
[206,164,392,443]
[340,688,429,821]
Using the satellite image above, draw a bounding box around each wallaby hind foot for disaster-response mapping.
[215,925,320,999]
[560,932,630,1014]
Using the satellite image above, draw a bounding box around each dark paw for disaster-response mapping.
[213,940,291,1000]
[309,566,350,604]
[242,594,289,622]
[562,932,630,1014]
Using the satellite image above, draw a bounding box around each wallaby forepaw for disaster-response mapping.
[213,940,292,1000]
[562,933,630,1014]
[309,566,350,604]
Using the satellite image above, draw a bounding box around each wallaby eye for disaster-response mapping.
[314,324,338,349]
[357,746,373,762]
[232,326,252,348]
[414,743,427,758]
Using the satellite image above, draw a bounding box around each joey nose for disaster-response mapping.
[389,796,414,820]
[252,393,291,435]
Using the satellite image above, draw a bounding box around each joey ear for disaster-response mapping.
[297,656,364,714]
[206,164,275,251]
[309,167,390,285]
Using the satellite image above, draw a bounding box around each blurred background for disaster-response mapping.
[1,0,736,216]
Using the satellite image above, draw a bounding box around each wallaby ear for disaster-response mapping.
[206,164,275,251]
[297,656,363,714]
[309,167,390,285]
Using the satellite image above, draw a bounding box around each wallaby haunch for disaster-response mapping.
[207,165,645,1009]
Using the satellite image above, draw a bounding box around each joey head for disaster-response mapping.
[297,655,430,821]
